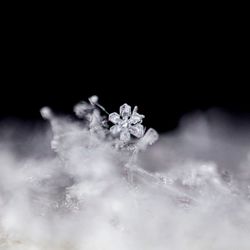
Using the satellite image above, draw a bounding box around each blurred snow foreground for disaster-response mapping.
[1,96,250,249]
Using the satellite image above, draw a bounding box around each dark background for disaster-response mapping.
[1,11,249,132]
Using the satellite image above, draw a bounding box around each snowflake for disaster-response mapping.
[109,104,145,142]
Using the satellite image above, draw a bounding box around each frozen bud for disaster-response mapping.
[144,128,159,145]
[89,95,99,104]
[120,104,131,118]
[74,101,93,118]
[40,107,52,119]
[51,138,59,151]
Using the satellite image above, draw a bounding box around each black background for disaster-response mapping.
[1,9,249,132]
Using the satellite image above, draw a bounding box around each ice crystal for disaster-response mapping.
[136,128,159,151]
[109,104,145,142]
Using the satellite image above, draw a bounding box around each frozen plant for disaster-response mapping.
[73,96,158,151]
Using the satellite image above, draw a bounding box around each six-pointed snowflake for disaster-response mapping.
[109,104,145,142]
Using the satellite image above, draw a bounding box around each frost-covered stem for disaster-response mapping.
[125,148,139,184]
[88,95,109,115]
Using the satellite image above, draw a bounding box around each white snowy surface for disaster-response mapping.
[0,109,250,249]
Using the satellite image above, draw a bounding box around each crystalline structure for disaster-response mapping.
[109,112,122,124]
[119,103,131,118]
[137,128,159,151]
[129,124,144,138]
[109,104,145,142]
[73,101,94,119]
